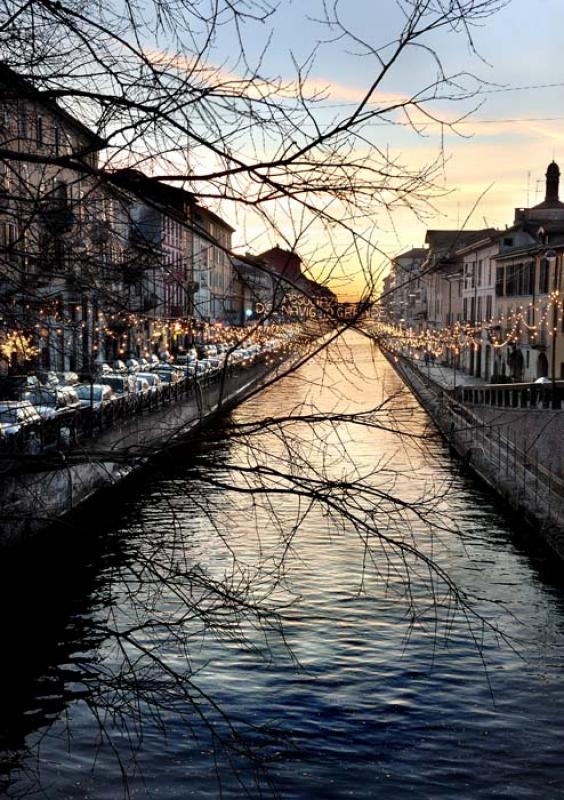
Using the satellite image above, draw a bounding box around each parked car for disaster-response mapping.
[101,373,137,401]
[76,383,114,411]
[23,387,80,420]
[0,401,42,450]
[176,349,198,366]
[153,368,181,386]
[135,376,152,400]
[154,361,185,374]
[40,370,60,387]
[57,371,80,386]
[192,361,210,380]
[137,372,163,396]
[198,358,219,377]
[60,386,81,408]
[112,359,128,374]
[126,358,141,374]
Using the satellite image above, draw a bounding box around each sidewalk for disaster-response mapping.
[397,352,484,391]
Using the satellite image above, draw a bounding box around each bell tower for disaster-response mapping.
[546,161,560,204]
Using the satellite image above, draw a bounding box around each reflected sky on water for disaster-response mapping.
[2,331,564,799]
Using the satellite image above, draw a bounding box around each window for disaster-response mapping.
[470,297,476,322]
[464,263,472,291]
[539,258,550,294]
[526,261,535,295]
[0,163,10,193]
[477,296,482,322]
[0,104,9,129]
[506,263,521,296]
[52,178,68,207]
[36,115,44,145]
[19,163,29,191]
[486,295,492,320]
[18,110,27,140]
[0,222,16,248]
[496,266,504,296]
[517,263,525,295]
[54,123,60,155]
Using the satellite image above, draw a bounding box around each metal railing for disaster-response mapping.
[0,359,271,460]
[455,381,564,410]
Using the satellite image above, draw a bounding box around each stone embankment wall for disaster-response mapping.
[466,407,564,480]
[0,360,279,546]
[384,350,564,559]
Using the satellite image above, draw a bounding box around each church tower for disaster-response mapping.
[545,161,560,205]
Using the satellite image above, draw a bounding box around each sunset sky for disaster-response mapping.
[180,0,564,299]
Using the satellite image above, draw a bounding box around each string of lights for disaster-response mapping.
[374,292,564,362]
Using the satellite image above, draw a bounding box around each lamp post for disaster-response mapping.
[545,249,558,408]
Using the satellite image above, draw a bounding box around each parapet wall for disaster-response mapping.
[466,407,564,482]
[0,359,281,546]
[383,348,564,559]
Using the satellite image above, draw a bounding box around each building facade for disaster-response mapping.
[0,64,241,375]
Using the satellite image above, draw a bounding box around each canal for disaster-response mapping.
[2,330,564,798]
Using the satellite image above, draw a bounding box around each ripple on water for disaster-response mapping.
[3,333,564,798]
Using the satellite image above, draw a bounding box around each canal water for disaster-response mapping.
[2,330,564,799]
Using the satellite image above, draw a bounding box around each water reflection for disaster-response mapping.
[2,332,564,798]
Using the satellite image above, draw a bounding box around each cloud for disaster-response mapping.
[145,48,407,107]
[141,48,564,300]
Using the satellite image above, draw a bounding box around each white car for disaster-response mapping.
[0,400,41,436]
[137,372,163,396]
[76,383,114,410]
[23,387,80,420]
[135,376,152,398]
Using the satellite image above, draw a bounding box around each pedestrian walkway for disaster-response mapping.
[398,352,484,391]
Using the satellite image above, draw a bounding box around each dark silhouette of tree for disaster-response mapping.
[0,1,514,797]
